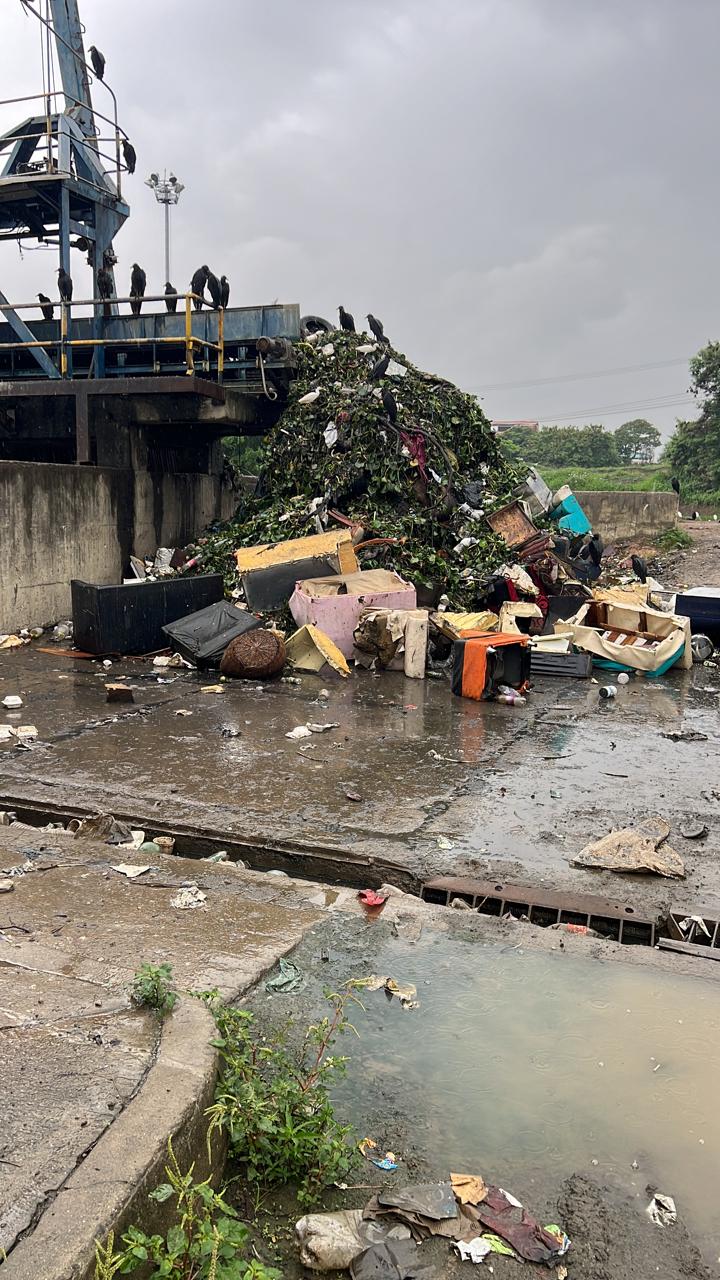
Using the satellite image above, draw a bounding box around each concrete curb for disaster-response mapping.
[2,997,224,1280]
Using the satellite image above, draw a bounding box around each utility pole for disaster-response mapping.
[145,171,185,282]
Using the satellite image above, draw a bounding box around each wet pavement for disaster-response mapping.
[1,644,719,918]
[0,820,325,1257]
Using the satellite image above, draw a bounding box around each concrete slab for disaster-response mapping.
[0,823,324,1269]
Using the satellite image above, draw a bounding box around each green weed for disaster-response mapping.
[656,527,694,551]
[131,963,178,1016]
[206,991,360,1208]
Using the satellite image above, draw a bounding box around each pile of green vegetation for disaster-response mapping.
[202,330,522,607]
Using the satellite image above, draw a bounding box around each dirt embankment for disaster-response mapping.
[662,521,720,590]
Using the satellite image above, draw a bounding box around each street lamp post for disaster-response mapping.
[145,170,185,283]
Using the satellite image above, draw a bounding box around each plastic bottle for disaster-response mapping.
[599,685,617,699]
[496,691,527,706]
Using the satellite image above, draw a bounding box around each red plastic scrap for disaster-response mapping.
[359,889,388,908]
[474,1187,563,1264]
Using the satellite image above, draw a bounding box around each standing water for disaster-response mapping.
[333,933,720,1258]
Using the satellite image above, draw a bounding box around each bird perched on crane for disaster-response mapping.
[97,267,114,317]
[37,293,54,322]
[630,554,648,583]
[88,45,105,80]
[671,476,681,497]
[164,282,177,313]
[56,267,73,302]
[338,305,355,332]
[220,276,230,309]
[130,263,146,317]
[367,313,388,345]
[121,139,136,175]
[370,353,390,381]
[206,271,222,309]
[382,388,398,424]
[190,266,209,310]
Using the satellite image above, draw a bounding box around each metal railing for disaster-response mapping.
[0,88,128,195]
[0,292,225,380]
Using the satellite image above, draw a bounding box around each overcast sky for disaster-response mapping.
[3,0,719,436]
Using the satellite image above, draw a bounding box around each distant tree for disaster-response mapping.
[664,341,720,495]
[499,422,620,468]
[614,419,661,463]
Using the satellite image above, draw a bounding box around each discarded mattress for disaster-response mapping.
[290,570,416,658]
[163,600,260,668]
[557,599,691,675]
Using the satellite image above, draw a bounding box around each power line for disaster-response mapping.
[537,394,695,424]
[469,356,689,394]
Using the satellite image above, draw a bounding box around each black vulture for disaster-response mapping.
[206,271,222,308]
[191,265,209,310]
[130,263,146,317]
[88,45,105,80]
[37,292,54,322]
[338,305,355,332]
[366,313,388,344]
[370,353,390,381]
[671,476,681,496]
[97,267,113,317]
[382,388,398,424]
[220,275,230,308]
[630,554,648,584]
[121,139,136,175]
[587,531,604,566]
[165,282,177,313]
[57,267,73,302]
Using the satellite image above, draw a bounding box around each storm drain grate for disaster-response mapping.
[421,875,657,946]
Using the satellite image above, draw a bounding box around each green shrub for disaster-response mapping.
[131,963,177,1016]
[656,527,693,551]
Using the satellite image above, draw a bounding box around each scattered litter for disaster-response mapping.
[646,1193,677,1227]
[221,725,241,737]
[0,726,16,742]
[306,722,340,733]
[111,864,151,879]
[450,1173,487,1205]
[138,841,161,855]
[266,957,304,993]
[359,889,388,908]
[572,816,685,878]
[204,850,229,863]
[2,695,23,709]
[174,709,193,717]
[153,653,193,669]
[359,1139,398,1171]
[598,685,617,700]
[617,672,630,685]
[296,1209,411,1272]
[662,729,708,742]
[74,814,135,844]
[680,821,708,840]
[287,721,340,739]
[105,683,134,703]
[286,623,350,677]
[436,836,455,850]
[345,790,362,802]
[351,975,419,1010]
[351,1240,431,1280]
[200,684,224,695]
[0,879,14,894]
[0,635,24,650]
[170,884,206,909]
[453,1238,492,1264]
[482,1233,516,1257]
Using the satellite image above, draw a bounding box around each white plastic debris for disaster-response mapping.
[112,864,151,879]
[286,722,339,740]
[286,725,313,739]
[324,423,338,448]
[170,884,207,910]
[453,1239,492,1264]
[0,726,17,741]
[453,537,479,553]
[16,725,38,741]
[646,1193,676,1226]
[321,343,335,356]
[154,654,193,669]
[2,695,23,709]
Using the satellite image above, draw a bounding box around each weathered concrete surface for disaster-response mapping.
[0,823,324,1276]
[0,461,235,631]
[1,644,719,919]
[577,489,678,540]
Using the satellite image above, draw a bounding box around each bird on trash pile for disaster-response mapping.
[370,352,390,380]
[206,271,222,309]
[586,531,604,567]
[121,139,136,174]
[220,275,230,308]
[382,388,398,424]
[338,305,355,332]
[164,282,177,313]
[367,313,388,345]
[630,554,648,583]
[191,265,209,310]
[37,292,54,321]
[57,267,73,302]
[671,476,681,497]
[130,263,146,317]
[97,267,114,317]
[88,45,105,80]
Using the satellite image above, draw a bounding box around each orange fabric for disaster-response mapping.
[460,631,528,701]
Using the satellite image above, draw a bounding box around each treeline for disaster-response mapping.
[500,419,660,468]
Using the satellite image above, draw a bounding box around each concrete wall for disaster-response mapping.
[576,490,677,542]
[0,461,235,631]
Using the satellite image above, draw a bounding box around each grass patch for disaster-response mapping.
[539,464,671,493]
[656,527,694,551]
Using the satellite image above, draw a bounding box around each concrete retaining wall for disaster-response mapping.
[576,490,677,542]
[0,461,235,631]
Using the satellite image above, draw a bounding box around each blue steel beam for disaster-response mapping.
[0,289,59,379]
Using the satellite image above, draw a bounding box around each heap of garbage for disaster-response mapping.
[197,330,523,607]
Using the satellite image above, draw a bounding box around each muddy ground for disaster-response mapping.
[233,911,718,1280]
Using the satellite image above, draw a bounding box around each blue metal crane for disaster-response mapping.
[0,0,130,377]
